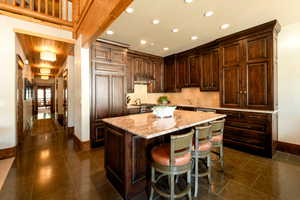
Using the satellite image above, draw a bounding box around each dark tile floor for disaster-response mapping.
[1,118,300,200]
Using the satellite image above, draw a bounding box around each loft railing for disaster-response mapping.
[0,0,73,28]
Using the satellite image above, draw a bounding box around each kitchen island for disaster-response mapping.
[102,110,226,200]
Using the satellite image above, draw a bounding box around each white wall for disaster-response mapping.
[278,23,300,145]
[0,15,72,149]
[74,36,90,142]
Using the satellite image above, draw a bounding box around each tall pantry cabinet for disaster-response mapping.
[90,40,127,147]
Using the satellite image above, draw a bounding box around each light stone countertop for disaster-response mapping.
[127,103,279,114]
[102,110,226,139]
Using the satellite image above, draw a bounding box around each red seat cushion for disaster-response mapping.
[211,134,223,143]
[151,144,191,166]
[193,142,212,151]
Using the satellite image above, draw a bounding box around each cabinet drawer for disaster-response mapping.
[244,112,269,122]
[226,121,266,131]
[217,110,241,120]
[224,126,266,147]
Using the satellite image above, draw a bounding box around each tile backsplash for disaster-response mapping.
[127,84,220,107]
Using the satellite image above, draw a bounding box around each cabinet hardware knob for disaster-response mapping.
[244,91,247,94]
[239,91,243,94]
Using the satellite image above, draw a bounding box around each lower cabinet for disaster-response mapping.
[216,110,278,157]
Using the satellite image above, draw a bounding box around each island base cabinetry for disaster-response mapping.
[216,110,278,157]
[104,125,163,200]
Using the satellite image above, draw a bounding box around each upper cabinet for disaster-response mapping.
[164,55,177,92]
[127,51,164,93]
[219,21,280,110]
[199,48,219,91]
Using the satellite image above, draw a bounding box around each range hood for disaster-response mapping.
[134,73,155,84]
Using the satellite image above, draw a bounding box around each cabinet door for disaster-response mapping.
[151,60,164,93]
[127,54,134,93]
[189,55,201,86]
[211,50,219,90]
[244,35,273,110]
[94,73,110,120]
[110,47,126,65]
[176,56,189,88]
[93,44,111,63]
[110,75,126,117]
[220,42,243,107]
[200,52,212,90]
[164,56,176,92]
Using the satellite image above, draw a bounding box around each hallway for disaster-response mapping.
[0,118,121,200]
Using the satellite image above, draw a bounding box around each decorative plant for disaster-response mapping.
[158,96,169,104]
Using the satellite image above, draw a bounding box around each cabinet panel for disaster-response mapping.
[189,55,201,86]
[246,62,269,107]
[95,73,110,119]
[152,61,164,93]
[94,45,110,63]
[176,56,189,88]
[222,43,241,66]
[246,36,268,61]
[222,66,241,107]
[91,123,105,147]
[111,75,126,117]
[111,48,126,65]
[164,56,177,92]
[127,55,134,93]
[200,52,212,90]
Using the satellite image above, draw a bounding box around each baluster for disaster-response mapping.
[65,0,68,21]
[59,0,62,19]
[38,0,41,12]
[45,0,48,15]
[21,0,25,7]
[52,0,55,16]
[13,0,16,6]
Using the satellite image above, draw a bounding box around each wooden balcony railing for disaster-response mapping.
[0,0,73,28]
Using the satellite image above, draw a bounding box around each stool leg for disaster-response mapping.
[150,166,155,200]
[194,155,199,197]
[187,169,192,200]
[170,174,175,200]
[207,154,212,185]
[220,143,224,171]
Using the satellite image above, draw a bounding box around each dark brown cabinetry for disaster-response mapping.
[164,55,177,92]
[216,110,278,157]
[127,51,164,93]
[219,21,280,110]
[90,41,127,147]
[199,48,219,91]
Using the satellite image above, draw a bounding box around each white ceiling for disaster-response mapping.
[101,0,300,57]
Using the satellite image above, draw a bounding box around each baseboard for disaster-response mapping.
[277,141,300,156]
[72,133,91,151]
[0,147,16,160]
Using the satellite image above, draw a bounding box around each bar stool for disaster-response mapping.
[150,130,194,200]
[209,119,226,170]
[192,125,212,197]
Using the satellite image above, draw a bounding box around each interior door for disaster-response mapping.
[220,41,243,108]
[244,35,273,110]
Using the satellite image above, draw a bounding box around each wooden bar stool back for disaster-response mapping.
[192,125,212,197]
[150,130,194,200]
[210,119,225,169]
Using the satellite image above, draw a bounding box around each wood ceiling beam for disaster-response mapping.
[74,0,133,47]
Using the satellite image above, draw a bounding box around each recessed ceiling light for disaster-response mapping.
[172,28,179,33]
[184,0,193,3]
[221,24,230,29]
[191,36,198,40]
[140,40,147,45]
[152,19,160,25]
[106,30,114,35]
[24,59,29,65]
[204,11,214,17]
[163,47,169,51]
[126,7,134,13]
